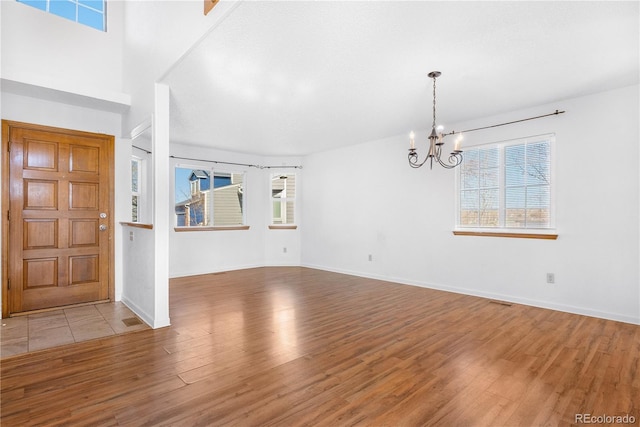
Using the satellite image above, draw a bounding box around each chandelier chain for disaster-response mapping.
[432,76,437,128]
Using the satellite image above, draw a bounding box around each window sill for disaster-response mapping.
[453,231,558,240]
[120,222,154,230]
[174,226,250,232]
[268,225,298,230]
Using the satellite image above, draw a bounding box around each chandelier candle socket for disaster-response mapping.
[408,71,464,170]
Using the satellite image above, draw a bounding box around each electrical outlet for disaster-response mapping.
[546,273,555,284]
[283,247,287,253]
[368,254,373,262]
[129,231,134,241]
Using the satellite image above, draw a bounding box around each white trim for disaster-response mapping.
[130,117,152,140]
[120,295,154,328]
[301,263,640,326]
[0,76,130,114]
[169,263,263,279]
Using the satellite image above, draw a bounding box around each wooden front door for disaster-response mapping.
[3,121,113,315]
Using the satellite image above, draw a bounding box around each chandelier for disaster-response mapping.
[408,71,567,171]
[408,71,463,170]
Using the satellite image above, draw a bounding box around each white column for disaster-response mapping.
[152,82,171,328]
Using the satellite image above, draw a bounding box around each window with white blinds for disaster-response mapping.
[457,134,554,230]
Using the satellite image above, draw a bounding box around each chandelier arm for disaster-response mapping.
[408,150,432,168]
[435,152,463,169]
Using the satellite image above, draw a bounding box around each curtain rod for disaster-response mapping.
[444,109,566,136]
[169,155,302,169]
[136,110,564,157]
[132,145,152,154]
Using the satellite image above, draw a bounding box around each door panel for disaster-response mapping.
[69,145,99,173]
[69,255,99,284]
[4,122,113,314]
[24,258,58,288]
[24,139,59,170]
[23,219,59,249]
[69,182,99,209]
[24,180,58,209]
[69,219,99,247]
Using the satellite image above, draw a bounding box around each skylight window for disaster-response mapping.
[17,0,106,32]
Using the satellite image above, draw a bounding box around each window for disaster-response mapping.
[175,167,245,227]
[457,134,554,230]
[131,157,141,222]
[17,0,106,31]
[271,174,296,225]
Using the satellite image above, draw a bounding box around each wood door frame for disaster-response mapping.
[2,120,115,318]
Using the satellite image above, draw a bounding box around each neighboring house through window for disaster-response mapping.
[17,0,106,31]
[271,174,296,225]
[457,134,554,230]
[175,167,245,227]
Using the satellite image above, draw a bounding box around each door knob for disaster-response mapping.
[99,224,108,231]
[100,212,107,219]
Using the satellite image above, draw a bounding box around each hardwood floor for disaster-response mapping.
[1,267,638,426]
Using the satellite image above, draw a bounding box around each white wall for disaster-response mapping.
[1,0,124,97]
[302,85,640,325]
[121,226,155,325]
[0,92,128,306]
[122,0,240,135]
[168,143,302,277]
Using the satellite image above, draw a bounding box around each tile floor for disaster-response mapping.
[0,302,149,358]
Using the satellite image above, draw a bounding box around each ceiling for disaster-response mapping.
[164,1,639,156]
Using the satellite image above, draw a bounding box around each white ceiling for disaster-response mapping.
[164,1,639,156]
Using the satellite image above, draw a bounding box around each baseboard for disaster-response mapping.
[301,263,640,326]
[169,263,263,279]
[169,263,301,279]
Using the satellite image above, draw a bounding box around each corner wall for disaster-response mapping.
[301,85,640,325]
[168,143,302,278]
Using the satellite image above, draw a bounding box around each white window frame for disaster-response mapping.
[131,156,143,223]
[270,173,296,226]
[455,133,556,234]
